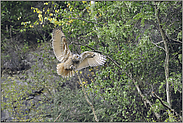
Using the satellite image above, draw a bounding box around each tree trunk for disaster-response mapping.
[154,2,171,108]
[154,2,172,121]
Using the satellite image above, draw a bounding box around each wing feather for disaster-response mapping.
[76,51,106,70]
[52,29,72,62]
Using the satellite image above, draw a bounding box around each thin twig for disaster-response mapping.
[74,70,99,122]
[171,38,182,43]
[149,37,165,51]
[54,113,62,122]
[155,40,164,44]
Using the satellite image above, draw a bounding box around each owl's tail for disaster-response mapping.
[57,63,74,78]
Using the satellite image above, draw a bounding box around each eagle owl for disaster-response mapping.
[52,29,106,78]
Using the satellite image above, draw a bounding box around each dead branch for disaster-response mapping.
[54,113,62,122]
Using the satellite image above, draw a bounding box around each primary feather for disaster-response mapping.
[52,29,72,62]
[76,51,106,70]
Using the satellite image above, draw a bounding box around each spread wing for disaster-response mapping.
[52,29,72,62]
[76,51,106,70]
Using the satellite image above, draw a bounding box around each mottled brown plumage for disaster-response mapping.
[52,29,106,78]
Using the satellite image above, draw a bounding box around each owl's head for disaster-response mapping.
[72,54,81,63]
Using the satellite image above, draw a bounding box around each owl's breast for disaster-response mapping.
[73,60,80,64]
[63,58,73,69]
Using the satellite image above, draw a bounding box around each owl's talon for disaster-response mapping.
[70,65,75,70]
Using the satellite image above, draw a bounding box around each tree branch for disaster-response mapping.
[54,113,62,122]
[155,40,164,44]
[149,37,165,51]
[152,92,182,121]
[171,38,182,43]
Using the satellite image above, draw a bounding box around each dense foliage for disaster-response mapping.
[1,1,182,122]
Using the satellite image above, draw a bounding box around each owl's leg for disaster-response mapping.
[65,65,75,70]
[69,65,76,70]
